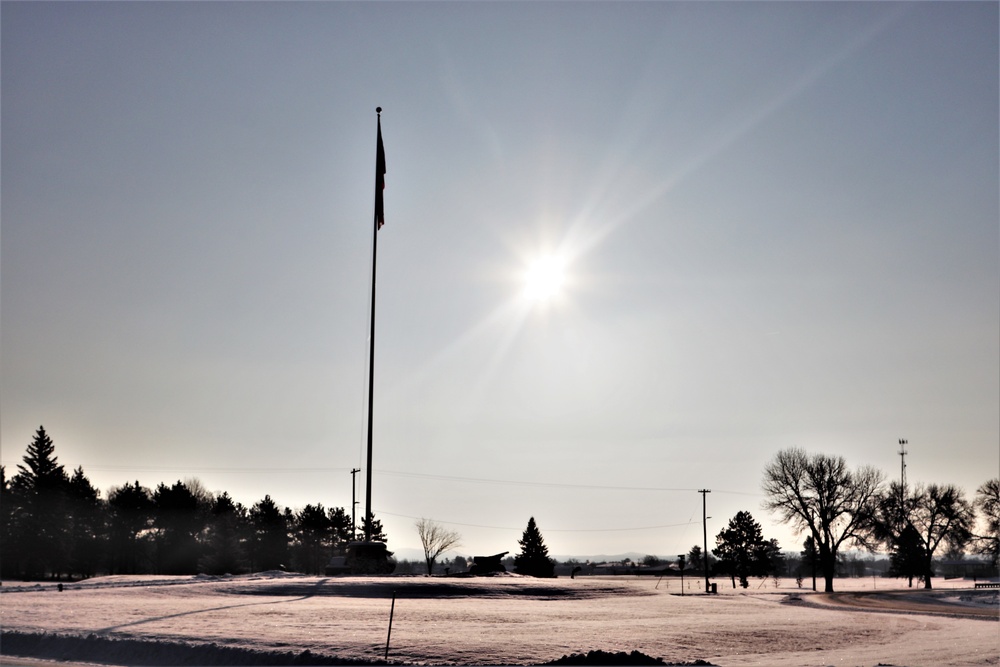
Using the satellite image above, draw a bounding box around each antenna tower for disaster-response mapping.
[898,439,908,490]
[897,438,908,527]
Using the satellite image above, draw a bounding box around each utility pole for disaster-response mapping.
[897,439,908,529]
[351,468,361,541]
[699,489,711,594]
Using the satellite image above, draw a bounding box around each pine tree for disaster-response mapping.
[152,480,207,574]
[11,427,70,579]
[15,427,67,491]
[0,465,21,579]
[249,495,289,571]
[327,506,354,547]
[712,511,773,588]
[361,513,388,543]
[514,516,555,578]
[294,504,332,574]
[203,492,247,575]
[107,481,153,574]
[66,466,103,578]
[888,523,928,587]
[801,536,819,591]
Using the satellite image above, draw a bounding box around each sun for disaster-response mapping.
[522,254,567,302]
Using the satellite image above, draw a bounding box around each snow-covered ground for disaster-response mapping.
[2,572,997,666]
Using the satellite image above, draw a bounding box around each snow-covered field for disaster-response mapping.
[2,572,997,666]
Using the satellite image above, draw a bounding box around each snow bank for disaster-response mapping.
[1,631,385,666]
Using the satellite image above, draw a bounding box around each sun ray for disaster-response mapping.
[381,295,532,414]
[558,7,909,263]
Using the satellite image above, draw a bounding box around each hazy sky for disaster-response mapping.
[3,1,997,560]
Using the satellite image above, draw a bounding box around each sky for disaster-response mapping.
[2,1,997,562]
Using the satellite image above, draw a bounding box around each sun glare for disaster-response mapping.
[522,255,566,302]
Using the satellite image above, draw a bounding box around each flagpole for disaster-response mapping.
[364,107,383,542]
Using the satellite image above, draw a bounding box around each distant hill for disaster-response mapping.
[551,553,652,564]
[392,548,655,564]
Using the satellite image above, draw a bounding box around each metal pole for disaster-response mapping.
[899,439,907,490]
[898,439,908,531]
[385,590,396,660]
[898,439,907,496]
[365,108,382,542]
[699,489,711,593]
[351,468,360,540]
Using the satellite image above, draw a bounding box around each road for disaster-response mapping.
[809,588,998,620]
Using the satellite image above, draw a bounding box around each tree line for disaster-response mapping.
[760,448,998,592]
[1,427,387,580]
[3,430,997,589]
[678,449,997,593]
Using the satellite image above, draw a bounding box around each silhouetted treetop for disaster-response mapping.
[514,516,555,578]
[15,426,68,492]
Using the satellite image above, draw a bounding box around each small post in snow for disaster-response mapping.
[385,590,396,660]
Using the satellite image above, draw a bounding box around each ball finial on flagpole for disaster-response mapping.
[376,106,382,114]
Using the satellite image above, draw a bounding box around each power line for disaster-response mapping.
[0,461,764,497]
[375,509,698,533]
[379,469,699,491]
[8,464,357,475]
[377,469,763,496]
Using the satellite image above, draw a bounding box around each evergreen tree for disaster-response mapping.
[762,538,785,583]
[249,495,289,571]
[0,465,23,579]
[686,544,717,576]
[888,523,927,587]
[328,506,354,548]
[203,492,247,575]
[107,481,153,574]
[514,516,555,578]
[449,555,469,573]
[712,511,773,588]
[65,467,104,578]
[360,513,388,543]
[15,427,66,487]
[294,504,332,574]
[11,427,71,578]
[685,546,701,573]
[152,480,207,574]
[801,536,819,591]
[869,481,974,589]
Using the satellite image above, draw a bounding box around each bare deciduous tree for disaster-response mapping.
[761,448,883,592]
[974,478,1000,570]
[415,518,461,575]
[907,483,974,589]
[867,480,977,589]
